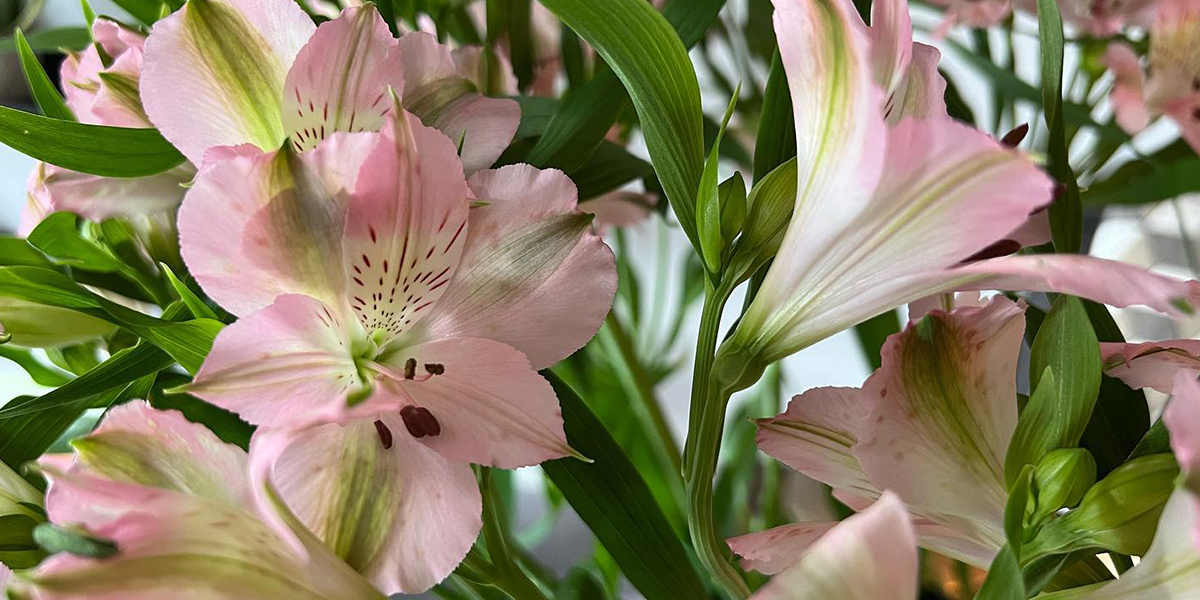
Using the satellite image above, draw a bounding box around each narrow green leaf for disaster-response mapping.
[161,263,219,321]
[977,546,1026,600]
[1036,0,1084,253]
[541,372,707,600]
[0,28,91,53]
[752,50,796,182]
[571,141,655,201]
[111,0,165,25]
[15,30,75,121]
[152,375,254,450]
[33,523,118,558]
[27,213,125,273]
[0,346,73,387]
[0,105,185,177]
[1083,140,1200,206]
[0,238,53,268]
[696,86,740,273]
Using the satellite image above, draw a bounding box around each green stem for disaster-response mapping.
[683,279,749,600]
[479,470,550,600]
[605,311,682,472]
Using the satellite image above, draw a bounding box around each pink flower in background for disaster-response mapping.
[714,0,1200,392]
[731,298,1026,568]
[732,492,918,600]
[1104,0,1200,154]
[175,106,614,591]
[140,1,518,173]
[926,0,1012,35]
[13,401,385,600]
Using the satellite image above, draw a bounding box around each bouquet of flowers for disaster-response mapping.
[0,0,1199,597]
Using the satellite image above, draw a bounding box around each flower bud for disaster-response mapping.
[1030,448,1096,524]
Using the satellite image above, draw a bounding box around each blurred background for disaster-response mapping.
[1,0,1197,597]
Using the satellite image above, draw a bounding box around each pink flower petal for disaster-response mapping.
[1101,339,1200,394]
[249,418,481,594]
[1166,371,1200,512]
[140,0,316,163]
[1103,44,1150,134]
[282,5,403,152]
[728,522,836,575]
[189,294,363,428]
[378,336,571,468]
[419,165,617,369]
[749,493,918,600]
[398,32,520,174]
[30,162,191,223]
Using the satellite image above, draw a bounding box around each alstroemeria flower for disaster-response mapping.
[1036,373,1200,599]
[140,0,518,173]
[12,401,386,600]
[714,0,1200,392]
[1104,0,1200,155]
[730,492,918,599]
[18,19,192,236]
[1101,339,1200,394]
[925,0,1011,35]
[176,108,614,592]
[736,297,1027,568]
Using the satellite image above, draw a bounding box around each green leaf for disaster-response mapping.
[161,263,220,321]
[111,0,166,25]
[15,29,75,121]
[1005,296,1101,485]
[0,27,91,53]
[151,377,254,450]
[537,0,706,251]
[487,0,535,90]
[0,105,186,177]
[27,213,125,273]
[540,372,707,600]
[571,141,655,201]
[0,346,73,387]
[1083,140,1200,206]
[977,546,1026,600]
[695,86,739,273]
[718,172,747,243]
[33,523,118,558]
[0,238,53,268]
[1036,0,1084,253]
[752,50,796,183]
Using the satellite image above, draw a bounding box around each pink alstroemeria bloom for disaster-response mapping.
[176,105,615,592]
[1101,338,1200,394]
[140,0,518,174]
[729,492,918,600]
[712,0,1200,393]
[735,298,1028,568]
[1038,373,1200,599]
[926,0,1011,35]
[18,19,192,237]
[11,401,386,600]
[1104,0,1200,155]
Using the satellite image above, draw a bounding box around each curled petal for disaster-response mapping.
[728,522,836,575]
[1101,339,1200,394]
[420,165,617,368]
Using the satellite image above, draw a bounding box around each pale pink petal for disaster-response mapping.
[90,48,152,128]
[911,520,1001,567]
[868,0,913,104]
[250,418,481,594]
[887,43,947,123]
[341,112,470,342]
[855,297,1023,558]
[398,32,520,174]
[377,337,571,468]
[452,46,519,96]
[728,522,836,575]
[282,5,403,152]
[1103,44,1150,134]
[55,401,251,511]
[750,493,918,600]
[33,163,191,222]
[1166,371,1200,509]
[756,387,878,501]
[178,132,377,316]
[140,0,316,163]
[581,191,659,230]
[188,294,364,428]
[61,20,148,127]
[419,165,616,369]
[1101,339,1200,394]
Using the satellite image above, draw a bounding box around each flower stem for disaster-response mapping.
[604,311,681,473]
[478,469,550,600]
[683,279,750,599]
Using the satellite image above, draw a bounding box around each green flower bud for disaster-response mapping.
[1030,448,1097,525]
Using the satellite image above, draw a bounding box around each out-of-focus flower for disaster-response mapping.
[713,0,1200,395]
[1104,0,1200,154]
[11,401,385,600]
[141,2,518,173]
[730,492,918,599]
[733,297,1025,568]
[175,106,614,592]
[18,20,193,236]
[926,0,1011,36]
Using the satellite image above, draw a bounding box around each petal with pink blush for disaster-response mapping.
[1167,371,1200,503]
[249,418,481,594]
[34,162,191,223]
[378,337,571,468]
[855,298,1023,555]
[728,522,836,575]
[342,112,470,342]
[63,401,251,509]
[189,294,363,429]
[1103,44,1150,134]
[886,43,947,123]
[420,165,617,368]
[282,5,403,152]
[140,0,316,163]
[867,0,913,101]
[179,132,376,316]
[1101,339,1200,394]
[911,520,1002,567]
[398,32,521,174]
[756,387,877,501]
[749,492,918,600]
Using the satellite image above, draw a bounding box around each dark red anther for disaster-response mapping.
[403,358,417,379]
[374,419,393,450]
[400,406,442,438]
[424,363,445,375]
[960,239,1022,264]
[1000,123,1029,148]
